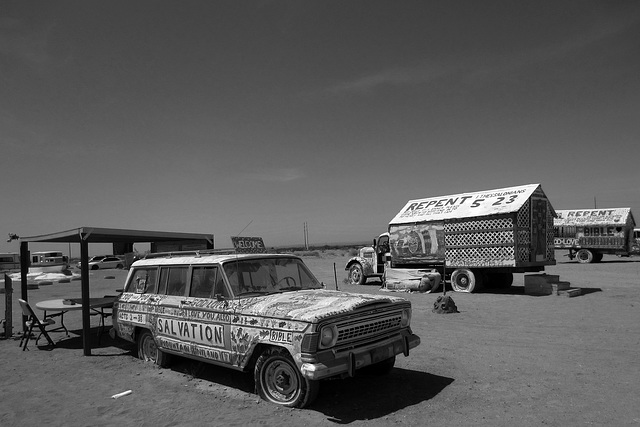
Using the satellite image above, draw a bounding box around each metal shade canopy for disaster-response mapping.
[17,227,214,355]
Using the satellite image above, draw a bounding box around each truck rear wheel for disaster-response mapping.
[348,263,366,286]
[450,269,483,293]
[592,252,604,263]
[576,249,595,263]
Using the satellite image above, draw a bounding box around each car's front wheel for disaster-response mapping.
[254,347,319,408]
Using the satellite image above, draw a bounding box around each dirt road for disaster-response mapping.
[1,252,639,426]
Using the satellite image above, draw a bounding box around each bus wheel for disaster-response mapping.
[576,249,594,263]
[451,269,482,293]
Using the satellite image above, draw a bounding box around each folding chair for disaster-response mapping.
[89,296,116,344]
[18,299,56,350]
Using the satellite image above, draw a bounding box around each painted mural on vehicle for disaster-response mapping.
[111,253,420,408]
[115,288,411,368]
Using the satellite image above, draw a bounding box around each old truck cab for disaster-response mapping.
[345,233,390,286]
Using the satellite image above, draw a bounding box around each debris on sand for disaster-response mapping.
[432,295,459,314]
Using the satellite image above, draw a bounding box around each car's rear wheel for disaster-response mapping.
[116,264,123,269]
[137,330,171,368]
[348,263,366,286]
[91,265,99,270]
[255,347,319,408]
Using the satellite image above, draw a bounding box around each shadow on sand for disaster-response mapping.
[167,356,452,423]
[556,258,640,265]
[478,285,602,297]
[311,368,453,423]
[38,327,135,355]
[30,328,453,422]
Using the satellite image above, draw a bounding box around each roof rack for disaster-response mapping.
[142,249,236,259]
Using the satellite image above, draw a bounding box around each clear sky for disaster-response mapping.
[1,0,639,255]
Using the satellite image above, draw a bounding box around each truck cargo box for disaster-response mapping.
[388,183,556,269]
[554,208,638,262]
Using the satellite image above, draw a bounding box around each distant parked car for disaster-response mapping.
[76,255,108,269]
[88,256,124,270]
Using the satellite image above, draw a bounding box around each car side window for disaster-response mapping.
[126,268,158,293]
[165,267,188,296]
[190,266,229,299]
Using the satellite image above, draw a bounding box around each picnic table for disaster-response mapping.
[35,297,116,338]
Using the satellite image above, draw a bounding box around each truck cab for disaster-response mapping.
[345,233,390,285]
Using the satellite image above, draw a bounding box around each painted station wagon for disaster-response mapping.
[111,252,420,408]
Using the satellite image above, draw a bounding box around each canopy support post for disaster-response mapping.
[20,242,29,332]
[80,239,91,356]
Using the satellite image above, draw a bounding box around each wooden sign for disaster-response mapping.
[231,236,266,253]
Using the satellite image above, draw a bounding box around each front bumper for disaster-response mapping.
[300,331,420,380]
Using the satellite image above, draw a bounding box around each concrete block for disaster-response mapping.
[557,288,582,297]
[524,274,560,286]
[524,281,553,296]
[552,281,571,293]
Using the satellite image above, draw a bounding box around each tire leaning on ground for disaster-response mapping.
[450,268,483,293]
[576,249,594,264]
[137,330,171,368]
[254,347,319,408]
[348,263,366,285]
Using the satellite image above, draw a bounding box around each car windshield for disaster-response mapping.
[222,257,322,297]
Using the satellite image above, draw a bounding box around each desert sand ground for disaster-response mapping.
[1,251,639,426]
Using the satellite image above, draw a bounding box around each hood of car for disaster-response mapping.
[232,289,408,323]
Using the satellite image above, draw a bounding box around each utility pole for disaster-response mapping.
[303,222,309,250]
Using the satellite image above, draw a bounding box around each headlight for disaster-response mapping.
[318,324,338,349]
[401,308,411,327]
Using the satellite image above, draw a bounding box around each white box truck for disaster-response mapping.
[346,183,557,293]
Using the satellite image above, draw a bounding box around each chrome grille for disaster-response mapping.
[336,314,402,344]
